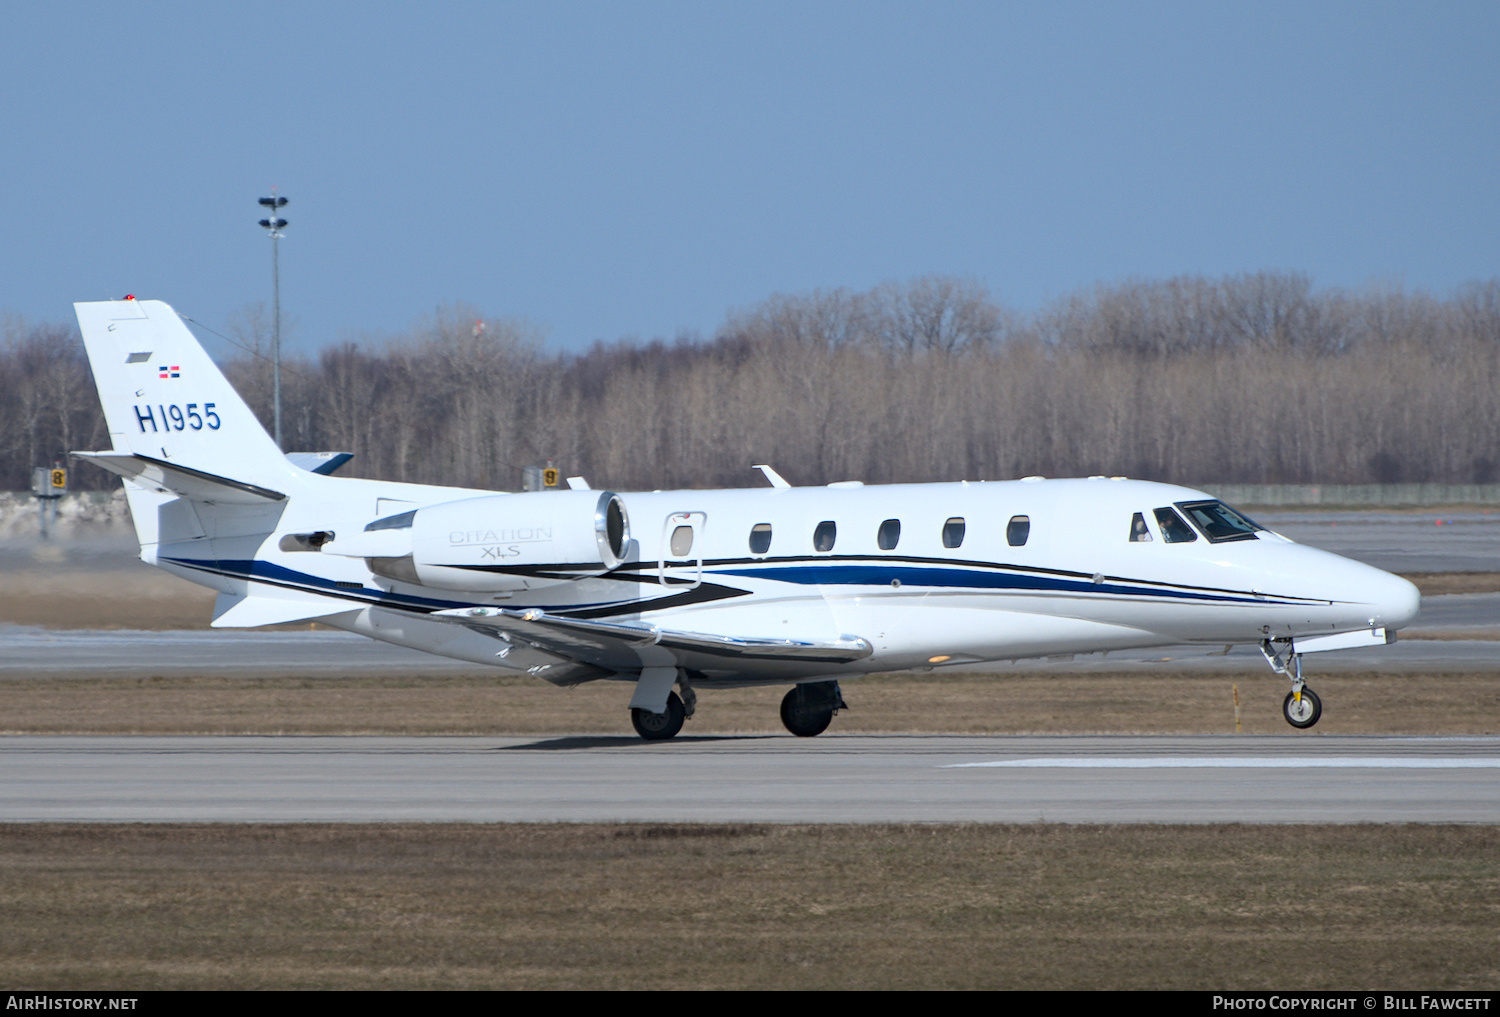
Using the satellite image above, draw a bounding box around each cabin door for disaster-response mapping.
[659,511,706,589]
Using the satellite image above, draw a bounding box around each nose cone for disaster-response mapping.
[1273,544,1422,631]
[1371,570,1422,630]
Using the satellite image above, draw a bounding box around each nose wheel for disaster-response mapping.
[1282,686,1322,729]
[1261,640,1323,730]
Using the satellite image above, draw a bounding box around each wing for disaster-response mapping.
[433,606,872,681]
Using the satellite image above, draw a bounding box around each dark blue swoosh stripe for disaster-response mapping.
[716,563,1267,604]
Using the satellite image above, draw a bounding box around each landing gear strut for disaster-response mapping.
[1261,640,1322,730]
[780,681,846,737]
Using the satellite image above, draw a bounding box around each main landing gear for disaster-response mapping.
[631,691,686,740]
[626,675,848,740]
[780,681,847,737]
[1261,640,1322,730]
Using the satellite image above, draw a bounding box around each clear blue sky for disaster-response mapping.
[4,1,1497,353]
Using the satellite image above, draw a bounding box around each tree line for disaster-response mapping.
[3,272,1497,493]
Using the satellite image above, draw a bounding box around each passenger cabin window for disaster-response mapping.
[749,523,772,555]
[942,517,966,549]
[1176,500,1262,543]
[813,520,837,552]
[669,525,695,557]
[1153,507,1197,543]
[878,518,901,550]
[1006,515,1030,546]
[1129,512,1153,542]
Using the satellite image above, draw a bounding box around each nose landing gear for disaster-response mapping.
[1261,640,1322,730]
[1283,686,1322,728]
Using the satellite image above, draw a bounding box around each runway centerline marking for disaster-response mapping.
[943,757,1500,769]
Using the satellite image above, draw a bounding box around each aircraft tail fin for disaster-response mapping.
[73,298,297,494]
[73,298,302,551]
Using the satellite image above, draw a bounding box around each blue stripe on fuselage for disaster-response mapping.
[717,562,1265,603]
[163,555,1293,616]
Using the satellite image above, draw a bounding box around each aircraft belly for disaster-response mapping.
[336,606,597,680]
[832,599,1159,667]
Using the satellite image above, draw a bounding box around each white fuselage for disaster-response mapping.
[145,472,1420,686]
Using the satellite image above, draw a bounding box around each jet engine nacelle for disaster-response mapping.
[355,490,631,592]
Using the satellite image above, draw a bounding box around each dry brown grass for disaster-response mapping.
[0,823,1495,990]
[1404,572,1500,596]
[0,569,216,629]
[2,669,1497,736]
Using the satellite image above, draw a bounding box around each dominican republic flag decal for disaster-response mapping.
[158,365,180,379]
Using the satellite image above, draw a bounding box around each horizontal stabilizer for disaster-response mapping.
[286,451,354,475]
[211,590,360,628]
[435,605,872,672]
[74,452,285,504]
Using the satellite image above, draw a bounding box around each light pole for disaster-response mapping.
[257,189,289,448]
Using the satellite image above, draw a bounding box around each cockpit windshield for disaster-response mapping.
[1175,500,1263,543]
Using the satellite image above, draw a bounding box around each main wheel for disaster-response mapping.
[1282,687,1322,729]
[631,691,686,741]
[780,684,836,737]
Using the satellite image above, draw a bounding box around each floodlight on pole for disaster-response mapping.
[256,189,289,449]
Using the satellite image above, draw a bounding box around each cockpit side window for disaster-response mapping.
[1176,500,1262,543]
[1153,506,1198,543]
[1129,512,1153,542]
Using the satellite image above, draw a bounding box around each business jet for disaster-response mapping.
[72,298,1420,739]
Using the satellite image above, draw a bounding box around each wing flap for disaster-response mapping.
[434,606,873,671]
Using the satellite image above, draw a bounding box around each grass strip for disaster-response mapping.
[1,670,1497,736]
[0,822,1495,990]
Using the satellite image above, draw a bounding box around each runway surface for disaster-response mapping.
[3,734,1497,823]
